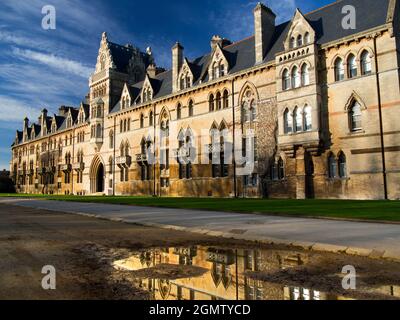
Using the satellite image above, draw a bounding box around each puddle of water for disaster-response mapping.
[113,246,400,300]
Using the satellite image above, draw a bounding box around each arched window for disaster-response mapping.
[349,101,362,131]
[140,114,144,128]
[250,100,257,122]
[212,62,218,79]
[360,50,372,75]
[120,120,123,133]
[149,111,154,126]
[294,107,303,132]
[180,76,185,90]
[109,130,114,149]
[209,94,215,112]
[304,105,312,131]
[347,54,357,78]
[223,90,229,109]
[304,32,310,44]
[290,37,296,49]
[96,124,102,138]
[123,119,127,132]
[242,101,249,123]
[188,100,194,117]
[291,66,300,88]
[121,97,125,109]
[301,63,309,86]
[334,58,345,81]
[328,153,337,178]
[177,103,182,119]
[338,152,347,178]
[219,62,225,77]
[283,109,293,134]
[297,35,303,47]
[278,157,285,180]
[282,69,290,90]
[215,92,221,110]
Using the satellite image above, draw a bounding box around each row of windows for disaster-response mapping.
[334,50,372,81]
[283,105,312,134]
[209,90,229,112]
[289,32,311,49]
[282,64,310,90]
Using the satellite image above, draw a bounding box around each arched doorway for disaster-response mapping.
[96,163,104,193]
[90,155,105,194]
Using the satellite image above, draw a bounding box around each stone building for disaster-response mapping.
[10,0,400,199]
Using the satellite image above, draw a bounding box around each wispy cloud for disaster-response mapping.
[209,0,296,41]
[12,47,93,78]
[0,96,40,122]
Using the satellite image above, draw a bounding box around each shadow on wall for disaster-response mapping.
[0,176,16,193]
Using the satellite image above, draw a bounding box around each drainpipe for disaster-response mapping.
[153,103,157,197]
[72,128,75,195]
[231,78,238,198]
[373,35,388,200]
[113,116,116,196]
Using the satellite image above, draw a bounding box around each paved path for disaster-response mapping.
[1,198,400,260]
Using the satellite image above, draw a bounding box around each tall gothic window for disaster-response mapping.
[360,50,372,75]
[338,152,347,178]
[209,94,215,112]
[304,105,312,131]
[223,90,229,109]
[282,69,290,90]
[328,153,337,178]
[188,100,194,117]
[347,54,357,78]
[294,107,303,132]
[291,66,300,88]
[349,101,362,132]
[301,64,310,86]
[177,103,182,119]
[334,58,345,81]
[283,109,293,134]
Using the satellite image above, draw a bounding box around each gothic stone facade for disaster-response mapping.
[10,0,400,200]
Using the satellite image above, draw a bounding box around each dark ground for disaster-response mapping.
[0,203,399,300]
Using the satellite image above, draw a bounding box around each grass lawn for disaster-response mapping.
[1,193,399,222]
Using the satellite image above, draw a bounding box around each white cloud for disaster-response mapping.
[209,0,296,41]
[13,47,93,78]
[0,96,40,122]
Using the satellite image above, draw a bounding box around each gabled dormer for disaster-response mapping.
[51,116,58,134]
[94,32,116,74]
[178,58,194,90]
[66,109,73,129]
[120,83,132,110]
[284,9,315,51]
[208,43,229,81]
[141,75,154,104]
[78,103,88,124]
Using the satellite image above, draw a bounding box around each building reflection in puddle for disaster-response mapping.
[113,246,399,301]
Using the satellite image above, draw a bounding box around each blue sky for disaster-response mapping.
[0,0,332,170]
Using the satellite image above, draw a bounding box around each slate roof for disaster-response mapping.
[13,0,392,144]
[108,42,153,73]
[109,0,391,114]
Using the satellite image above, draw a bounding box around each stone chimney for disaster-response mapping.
[210,35,232,51]
[147,63,157,78]
[172,42,184,93]
[23,117,29,129]
[254,2,276,64]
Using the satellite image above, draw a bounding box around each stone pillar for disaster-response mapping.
[295,147,306,199]
[172,42,183,93]
[254,3,276,64]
